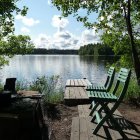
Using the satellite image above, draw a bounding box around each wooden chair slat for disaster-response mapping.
[86,67,115,92]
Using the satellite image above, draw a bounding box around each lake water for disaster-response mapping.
[0,55,114,87]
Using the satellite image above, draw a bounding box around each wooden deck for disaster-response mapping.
[66,79,92,87]
[70,104,140,140]
[64,79,92,105]
[65,79,140,139]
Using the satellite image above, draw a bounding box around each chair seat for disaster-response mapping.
[86,85,107,91]
[87,91,117,102]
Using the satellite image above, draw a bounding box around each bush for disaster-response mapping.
[14,75,63,104]
[29,75,63,104]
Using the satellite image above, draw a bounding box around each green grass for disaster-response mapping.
[15,75,64,104]
[126,78,140,101]
[110,75,140,102]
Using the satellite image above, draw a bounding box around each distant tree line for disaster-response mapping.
[78,43,115,55]
[30,48,78,55]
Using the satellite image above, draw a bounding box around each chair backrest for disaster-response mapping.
[104,67,115,92]
[112,68,131,102]
[4,78,16,92]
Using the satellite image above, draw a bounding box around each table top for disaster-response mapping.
[12,90,43,99]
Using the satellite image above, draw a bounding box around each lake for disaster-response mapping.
[0,55,115,87]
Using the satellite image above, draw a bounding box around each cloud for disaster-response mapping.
[33,15,101,49]
[53,30,79,49]
[34,31,79,49]
[34,34,52,49]
[52,15,69,29]
[16,15,40,27]
[79,28,102,46]
[33,29,102,49]
[21,27,30,33]
[47,0,52,5]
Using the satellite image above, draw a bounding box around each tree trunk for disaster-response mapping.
[125,0,140,85]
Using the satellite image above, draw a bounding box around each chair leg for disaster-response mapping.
[92,102,115,134]
[89,101,95,109]
[91,102,108,122]
[103,105,128,139]
[93,103,128,139]
[89,102,99,116]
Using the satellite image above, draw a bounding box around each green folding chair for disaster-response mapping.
[87,67,115,110]
[87,68,131,138]
[86,67,115,92]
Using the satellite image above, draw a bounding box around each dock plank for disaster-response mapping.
[71,79,75,86]
[70,117,79,140]
[74,79,79,86]
[66,79,71,87]
[84,79,92,86]
[69,87,76,99]
[65,79,91,87]
[78,87,88,99]
[81,79,88,87]
[71,116,140,140]
[80,117,89,140]
[64,87,70,99]
[77,104,140,139]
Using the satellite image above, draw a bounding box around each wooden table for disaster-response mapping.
[14,90,43,99]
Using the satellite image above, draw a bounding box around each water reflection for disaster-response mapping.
[0,55,114,86]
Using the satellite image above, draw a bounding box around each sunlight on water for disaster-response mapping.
[0,55,114,87]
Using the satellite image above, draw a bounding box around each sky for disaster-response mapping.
[14,0,100,49]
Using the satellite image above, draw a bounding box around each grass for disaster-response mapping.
[126,78,140,102]
[109,74,140,105]
[29,75,64,104]
[12,75,64,104]
[0,75,63,104]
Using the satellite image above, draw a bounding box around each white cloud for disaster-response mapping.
[52,15,69,30]
[34,30,79,49]
[47,0,52,5]
[21,27,30,33]
[33,15,101,49]
[16,15,40,27]
[33,29,102,49]
[79,28,102,46]
[52,30,79,49]
[34,34,52,49]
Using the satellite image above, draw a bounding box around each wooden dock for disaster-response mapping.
[64,79,92,105]
[64,79,140,139]
[71,104,140,140]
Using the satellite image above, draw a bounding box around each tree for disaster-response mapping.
[52,0,140,85]
[0,0,34,67]
[0,0,28,37]
[0,35,35,67]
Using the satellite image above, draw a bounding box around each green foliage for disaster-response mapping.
[0,82,3,92]
[29,75,63,104]
[0,35,35,67]
[52,0,140,30]
[78,43,114,56]
[52,0,140,84]
[109,73,140,102]
[126,77,140,100]
[14,76,63,104]
[0,0,31,67]
[16,80,29,91]
[79,43,95,55]
[0,0,28,38]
